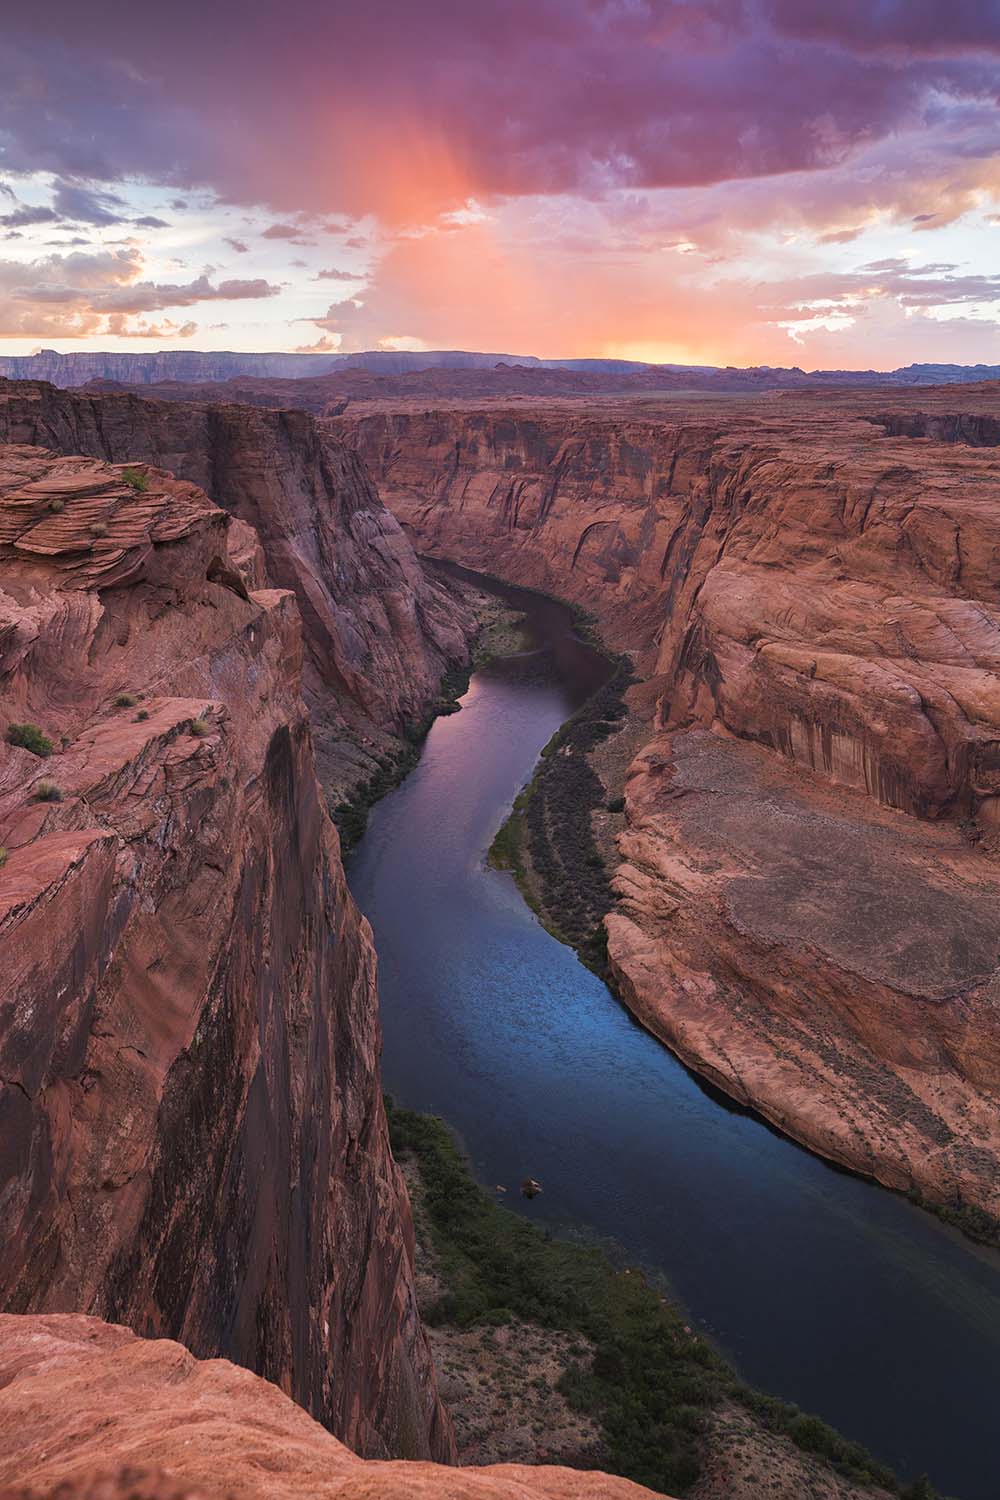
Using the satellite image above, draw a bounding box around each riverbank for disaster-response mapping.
[333,578,527,851]
[348,564,1000,1498]
[389,1102,934,1500]
[485,597,1000,1254]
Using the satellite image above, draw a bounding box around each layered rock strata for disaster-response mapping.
[0,446,451,1460]
[333,388,1000,1224]
[0,380,471,797]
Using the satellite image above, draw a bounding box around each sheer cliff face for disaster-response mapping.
[336,392,1000,1224]
[0,381,471,797]
[0,447,451,1462]
[0,1315,659,1500]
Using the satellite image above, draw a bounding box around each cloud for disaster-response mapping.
[3,3,999,224]
[51,180,129,225]
[0,248,280,337]
[0,203,59,228]
[261,222,309,241]
[133,214,170,229]
[315,266,362,281]
[294,334,340,352]
[223,236,249,253]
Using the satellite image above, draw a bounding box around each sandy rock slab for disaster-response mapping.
[0,1315,663,1500]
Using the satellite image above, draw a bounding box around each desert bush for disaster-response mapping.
[189,717,212,737]
[120,467,149,492]
[6,722,54,757]
[33,780,62,803]
[114,692,138,708]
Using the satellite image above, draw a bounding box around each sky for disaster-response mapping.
[2,1,1000,368]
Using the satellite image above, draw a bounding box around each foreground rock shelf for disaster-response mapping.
[0,1313,659,1500]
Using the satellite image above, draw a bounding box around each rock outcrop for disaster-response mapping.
[0,380,472,798]
[0,446,451,1461]
[333,386,1000,1226]
[0,1314,657,1500]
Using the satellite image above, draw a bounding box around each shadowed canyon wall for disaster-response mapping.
[0,445,452,1461]
[334,390,1000,1228]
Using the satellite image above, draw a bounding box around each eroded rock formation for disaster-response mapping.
[0,380,471,798]
[333,386,1000,1226]
[0,446,451,1460]
[0,1314,657,1500]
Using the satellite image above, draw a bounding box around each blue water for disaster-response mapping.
[348,571,1000,1499]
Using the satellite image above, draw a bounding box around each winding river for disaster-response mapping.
[348,567,1000,1500]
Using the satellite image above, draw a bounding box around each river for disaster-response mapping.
[347,566,1000,1499]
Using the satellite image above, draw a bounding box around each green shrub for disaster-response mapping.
[90,521,109,538]
[607,794,625,813]
[0,847,7,870]
[387,1101,917,1498]
[33,780,62,803]
[6,722,54,757]
[120,467,149,492]
[135,709,150,722]
[48,497,64,513]
[114,692,138,709]
[189,717,211,738]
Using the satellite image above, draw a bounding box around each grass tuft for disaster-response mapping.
[6,722,54,757]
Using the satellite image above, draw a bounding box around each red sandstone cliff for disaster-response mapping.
[0,446,451,1460]
[0,1314,658,1500]
[0,380,472,797]
[333,389,1000,1227]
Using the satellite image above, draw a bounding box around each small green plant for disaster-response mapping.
[90,520,109,538]
[33,780,62,803]
[607,794,625,814]
[135,709,150,722]
[114,692,138,709]
[6,722,54,757]
[48,497,64,513]
[120,467,149,492]
[0,847,7,870]
[189,717,211,738]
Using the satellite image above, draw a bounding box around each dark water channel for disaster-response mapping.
[347,565,1000,1499]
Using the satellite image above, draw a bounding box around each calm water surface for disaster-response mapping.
[348,567,1000,1499]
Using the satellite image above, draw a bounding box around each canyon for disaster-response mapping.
[3,368,1000,1497]
[0,379,471,799]
[333,383,1000,1231]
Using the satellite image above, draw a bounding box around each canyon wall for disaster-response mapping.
[0,380,471,798]
[0,445,451,1460]
[334,391,1000,1226]
[0,1313,658,1500]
